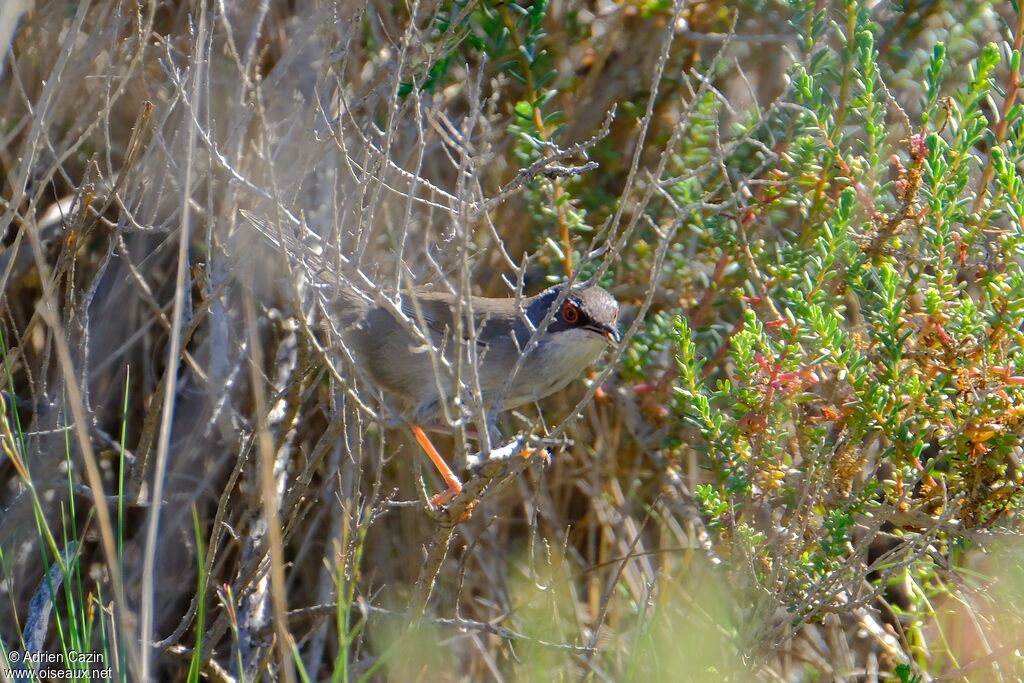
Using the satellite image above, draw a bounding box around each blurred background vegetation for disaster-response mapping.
[2,0,1024,680]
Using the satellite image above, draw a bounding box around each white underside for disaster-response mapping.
[500,328,609,410]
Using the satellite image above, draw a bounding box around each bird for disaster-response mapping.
[241,211,621,508]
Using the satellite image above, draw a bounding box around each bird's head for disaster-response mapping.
[528,284,621,345]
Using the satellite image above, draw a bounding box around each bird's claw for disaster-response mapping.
[429,489,476,522]
[429,487,460,509]
[517,446,551,468]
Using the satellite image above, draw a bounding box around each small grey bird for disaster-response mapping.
[339,284,620,507]
[337,285,621,425]
[243,212,620,506]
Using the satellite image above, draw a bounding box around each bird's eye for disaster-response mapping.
[561,301,580,324]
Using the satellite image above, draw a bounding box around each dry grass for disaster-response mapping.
[1,1,1024,681]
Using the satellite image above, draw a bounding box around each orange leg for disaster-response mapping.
[412,425,463,508]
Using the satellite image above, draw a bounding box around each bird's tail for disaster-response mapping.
[239,209,375,324]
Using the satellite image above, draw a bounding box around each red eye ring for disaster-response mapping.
[561,301,580,324]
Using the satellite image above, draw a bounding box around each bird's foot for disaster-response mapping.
[429,484,460,508]
[517,446,551,467]
[412,424,477,521]
[429,486,476,521]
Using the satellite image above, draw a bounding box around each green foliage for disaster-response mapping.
[399,0,554,97]
[611,2,1024,674]
[894,663,922,683]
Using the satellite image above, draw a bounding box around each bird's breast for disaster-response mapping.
[500,329,607,407]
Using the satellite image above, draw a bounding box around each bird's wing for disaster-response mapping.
[399,292,519,349]
[399,292,461,345]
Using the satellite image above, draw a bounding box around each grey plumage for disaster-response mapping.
[339,284,619,424]
[243,211,620,426]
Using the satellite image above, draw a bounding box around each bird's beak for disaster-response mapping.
[588,323,621,344]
